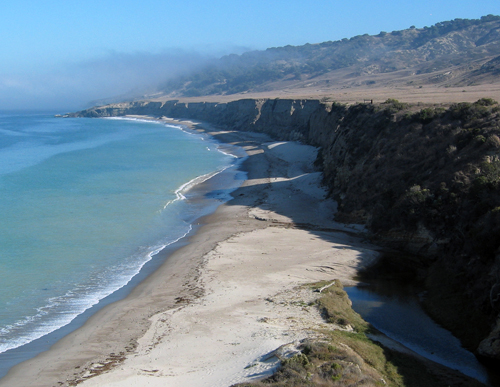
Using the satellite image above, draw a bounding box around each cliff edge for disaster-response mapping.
[71,97,500,365]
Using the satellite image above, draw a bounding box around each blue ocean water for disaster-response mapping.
[0,112,242,356]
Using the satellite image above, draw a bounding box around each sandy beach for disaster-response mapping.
[0,119,380,387]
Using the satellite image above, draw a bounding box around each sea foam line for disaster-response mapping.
[162,164,233,210]
[108,116,242,158]
[105,116,164,125]
[0,225,193,354]
[0,116,245,355]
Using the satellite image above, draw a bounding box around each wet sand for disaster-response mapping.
[0,119,379,387]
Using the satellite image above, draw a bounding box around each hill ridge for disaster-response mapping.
[157,15,500,98]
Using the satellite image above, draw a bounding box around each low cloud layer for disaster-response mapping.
[0,49,214,112]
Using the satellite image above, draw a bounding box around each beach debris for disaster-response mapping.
[315,280,336,293]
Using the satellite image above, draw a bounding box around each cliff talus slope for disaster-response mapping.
[72,98,500,364]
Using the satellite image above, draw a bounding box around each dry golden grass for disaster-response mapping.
[150,65,500,106]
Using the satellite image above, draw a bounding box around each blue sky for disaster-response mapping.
[1,0,500,110]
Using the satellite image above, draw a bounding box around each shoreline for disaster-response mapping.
[0,116,245,380]
[0,118,379,386]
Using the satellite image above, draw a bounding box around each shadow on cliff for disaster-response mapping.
[200,125,377,275]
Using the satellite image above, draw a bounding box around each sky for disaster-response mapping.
[1,0,500,111]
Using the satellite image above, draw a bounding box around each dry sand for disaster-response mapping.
[0,120,379,387]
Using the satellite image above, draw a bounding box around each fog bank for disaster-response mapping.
[0,49,214,112]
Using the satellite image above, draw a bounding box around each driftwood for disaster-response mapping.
[315,280,336,293]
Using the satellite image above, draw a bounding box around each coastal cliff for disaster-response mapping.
[72,97,500,364]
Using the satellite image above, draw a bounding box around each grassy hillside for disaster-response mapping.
[159,15,500,97]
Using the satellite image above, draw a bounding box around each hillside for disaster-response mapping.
[154,15,500,100]
[67,14,500,382]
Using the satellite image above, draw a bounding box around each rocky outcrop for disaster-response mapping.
[71,97,500,365]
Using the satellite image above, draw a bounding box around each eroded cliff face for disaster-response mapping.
[72,98,500,363]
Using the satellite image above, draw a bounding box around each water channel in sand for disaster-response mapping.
[345,278,497,385]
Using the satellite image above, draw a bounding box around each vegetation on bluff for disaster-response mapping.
[319,99,500,352]
[74,95,500,368]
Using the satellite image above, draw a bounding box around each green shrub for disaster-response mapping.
[406,185,432,204]
[480,160,500,184]
[416,107,440,124]
[474,97,498,106]
[474,134,487,144]
[382,98,408,112]
[450,101,491,120]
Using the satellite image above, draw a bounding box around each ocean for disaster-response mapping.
[0,112,244,375]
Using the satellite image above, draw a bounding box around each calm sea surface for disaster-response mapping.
[0,112,241,358]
